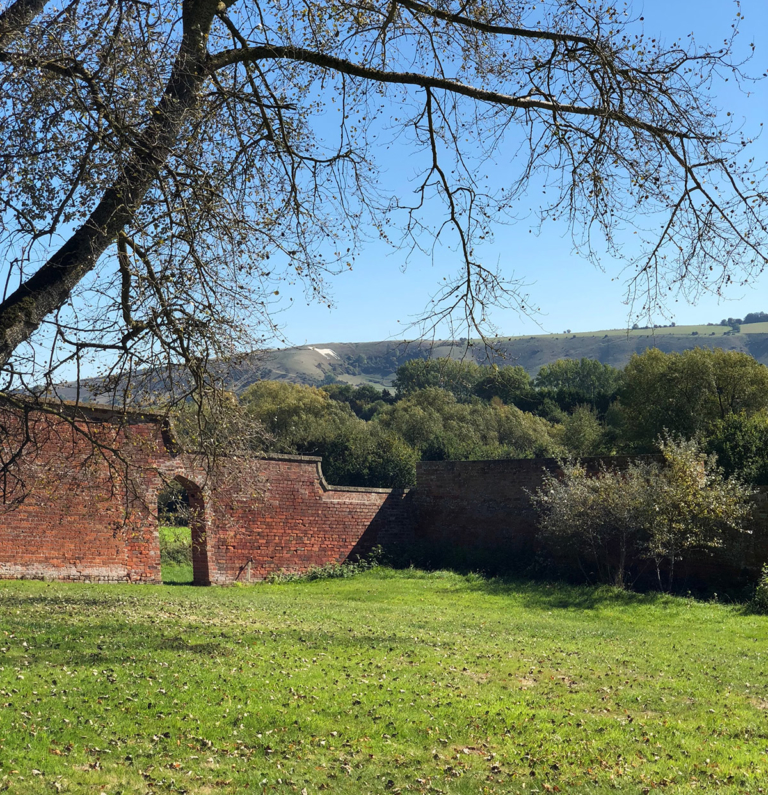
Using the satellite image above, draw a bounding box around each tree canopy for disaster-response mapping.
[618,347,768,449]
[1,0,767,414]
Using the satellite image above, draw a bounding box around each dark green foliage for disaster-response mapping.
[240,380,356,448]
[535,357,623,398]
[321,382,394,419]
[560,405,608,456]
[222,348,768,490]
[240,380,417,487]
[719,311,768,326]
[393,358,484,402]
[707,412,768,485]
[376,387,561,461]
[534,358,623,416]
[306,424,418,488]
[618,348,768,451]
[743,311,768,324]
[472,364,533,406]
[157,480,189,526]
[533,438,755,591]
[238,377,569,487]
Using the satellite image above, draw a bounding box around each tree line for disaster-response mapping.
[214,347,768,489]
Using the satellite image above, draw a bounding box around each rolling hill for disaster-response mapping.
[53,321,768,402]
[225,321,768,391]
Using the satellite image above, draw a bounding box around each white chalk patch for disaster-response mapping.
[309,347,340,359]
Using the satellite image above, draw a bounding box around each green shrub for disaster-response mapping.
[267,547,383,583]
[751,565,768,614]
[532,436,755,591]
[159,526,192,567]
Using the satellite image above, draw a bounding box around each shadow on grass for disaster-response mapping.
[458,573,675,611]
[161,563,194,586]
[385,543,746,609]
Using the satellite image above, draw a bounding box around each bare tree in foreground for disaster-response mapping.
[0,0,766,416]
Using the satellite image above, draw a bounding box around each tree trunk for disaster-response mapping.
[0,0,219,371]
[667,553,676,593]
[0,0,47,45]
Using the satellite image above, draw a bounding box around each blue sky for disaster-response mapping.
[276,0,768,346]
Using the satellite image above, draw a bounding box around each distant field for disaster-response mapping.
[2,570,767,793]
[158,525,191,547]
[491,321,768,343]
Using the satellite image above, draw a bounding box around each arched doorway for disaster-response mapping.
[157,476,210,585]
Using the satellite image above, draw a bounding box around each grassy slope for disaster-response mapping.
[56,323,768,400]
[2,570,767,794]
[247,324,768,387]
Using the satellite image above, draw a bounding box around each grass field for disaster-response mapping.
[159,526,192,584]
[1,570,767,794]
[490,321,768,342]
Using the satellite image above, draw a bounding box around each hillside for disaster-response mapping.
[235,322,768,390]
[54,321,768,402]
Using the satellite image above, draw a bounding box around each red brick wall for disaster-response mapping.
[3,404,766,589]
[0,407,163,583]
[0,406,411,584]
[412,457,643,555]
[182,456,410,583]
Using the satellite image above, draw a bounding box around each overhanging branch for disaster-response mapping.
[208,44,694,140]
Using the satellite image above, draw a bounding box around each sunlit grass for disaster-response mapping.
[1,570,767,793]
[159,525,192,584]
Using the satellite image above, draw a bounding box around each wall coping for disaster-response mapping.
[184,450,406,495]
[0,394,167,423]
[264,453,403,495]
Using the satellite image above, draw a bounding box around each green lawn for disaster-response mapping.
[1,570,767,794]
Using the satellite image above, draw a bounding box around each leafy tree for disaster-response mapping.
[743,312,768,325]
[535,359,623,399]
[706,412,768,486]
[157,480,190,527]
[240,381,355,449]
[172,388,267,456]
[376,386,561,460]
[311,423,417,488]
[533,437,755,590]
[533,458,650,588]
[561,405,607,457]
[376,387,474,457]
[394,360,484,402]
[646,436,754,591]
[492,401,563,459]
[241,379,414,487]
[618,348,768,450]
[534,358,623,415]
[472,365,534,407]
[322,382,392,420]
[2,0,767,416]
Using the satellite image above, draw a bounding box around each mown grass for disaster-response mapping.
[1,570,767,794]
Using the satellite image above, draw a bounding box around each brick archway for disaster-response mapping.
[171,475,209,586]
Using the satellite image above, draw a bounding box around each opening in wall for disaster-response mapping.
[157,477,209,585]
